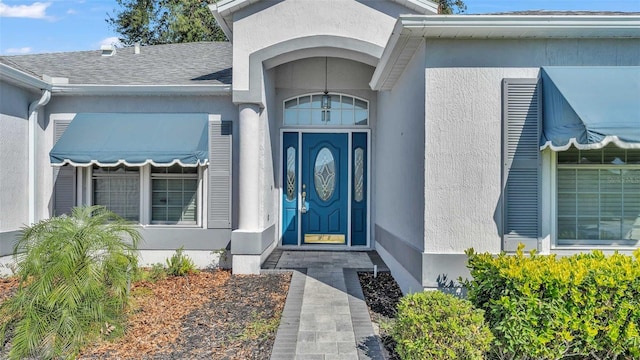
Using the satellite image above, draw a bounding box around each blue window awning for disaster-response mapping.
[50,113,209,167]
[540,66,640,151]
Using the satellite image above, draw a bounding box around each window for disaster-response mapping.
[284,94,368,126]
[90,164,202,226]
[557,145,640,245]
[92,165,140,221]
[151,165,198,224]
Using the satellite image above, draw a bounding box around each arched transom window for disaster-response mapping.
[284,94,368,126]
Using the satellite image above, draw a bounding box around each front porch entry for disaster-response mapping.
[281,131,369,247]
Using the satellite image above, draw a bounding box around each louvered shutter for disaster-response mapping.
[208,120,232,228]
[53,120,76,216]
[502,79,541,252]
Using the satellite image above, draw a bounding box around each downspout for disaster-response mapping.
[28,89,51,225]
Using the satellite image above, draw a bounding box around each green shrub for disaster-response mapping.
[149,262,168,281]
[464,245,640,359]
[166,246,197,276]
[0,206,140,360]
[133,263,167,283]
[391,290,493,360]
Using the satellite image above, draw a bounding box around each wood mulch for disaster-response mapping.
[0,267,404,359]
[0,277,19,303]
[0,270,291,360]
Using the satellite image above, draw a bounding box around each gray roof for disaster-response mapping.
[0,42,232,85]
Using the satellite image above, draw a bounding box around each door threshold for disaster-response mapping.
[279,245,372,251]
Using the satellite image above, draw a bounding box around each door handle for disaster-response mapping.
[301,184,307,214]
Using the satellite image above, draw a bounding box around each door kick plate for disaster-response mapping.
[304,234,345,244]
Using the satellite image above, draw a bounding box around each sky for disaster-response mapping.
[0,0,639,55]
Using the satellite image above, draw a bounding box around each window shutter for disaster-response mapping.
[53,120,76,216]
[502,79,541,252]
[208,120,232,228]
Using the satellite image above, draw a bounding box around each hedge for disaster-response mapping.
[464,245,640,359]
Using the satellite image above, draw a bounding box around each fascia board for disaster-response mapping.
[370,20,410,91]
[399,15,640,38]
[217,0,439,16]
[399,0,439,14]
[0,63,50,90]
[51,84,232,96]
[208,3,234,42]
[215,0,255,17]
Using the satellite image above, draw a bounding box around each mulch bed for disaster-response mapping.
[0,270,290,360]
[0,268,404,359]
[0,277,19,303]
[82,269,290,360]
[358,271,404,360]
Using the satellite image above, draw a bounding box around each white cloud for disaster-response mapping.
[0,2,51,19]
[6,47,32,54]
[66,8,77,15]
[99,36,122,48]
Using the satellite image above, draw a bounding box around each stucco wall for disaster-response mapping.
[231,0,412,95]
[375,41,426,292]
[423,38,640,257]
[0,82,32,232]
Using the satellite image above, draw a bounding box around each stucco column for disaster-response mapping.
[237,103,261,230]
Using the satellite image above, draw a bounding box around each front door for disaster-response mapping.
[301,133,348,244]
[281,132,367,246]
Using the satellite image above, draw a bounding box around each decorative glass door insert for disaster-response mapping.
[281,132,368,246]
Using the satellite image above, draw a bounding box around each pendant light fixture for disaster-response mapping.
[321,57,331,122]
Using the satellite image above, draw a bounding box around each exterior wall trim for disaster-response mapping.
[137,227,231,251]
[236,35,383,105]
[209,0,438,42]
[51,84,231,96]
[231,224,276,255]
[0,231,19,257]
[375,224,422,283]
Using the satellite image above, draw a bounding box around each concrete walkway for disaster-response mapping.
[264,250,389,360]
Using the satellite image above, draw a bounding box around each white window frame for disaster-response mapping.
[149,166,200,226]
[283,93,369,127]
[551,148,640,249]
[86,165,204,227]
[91,165,141,222]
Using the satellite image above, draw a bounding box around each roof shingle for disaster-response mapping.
[0,42,232,86]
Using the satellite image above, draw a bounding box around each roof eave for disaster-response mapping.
[396,0,439,14]
[51,84,232,96]
[216,0,438,16]
[401,14,640,37]
[212,0,439,40]
[208,3,234,42]
[0,63,51,90]
[371,15,640,91]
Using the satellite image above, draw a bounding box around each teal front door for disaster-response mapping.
[301,133,348,244]
[281,132,368,246]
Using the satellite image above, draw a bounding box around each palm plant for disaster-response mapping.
[0,206,141,360]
